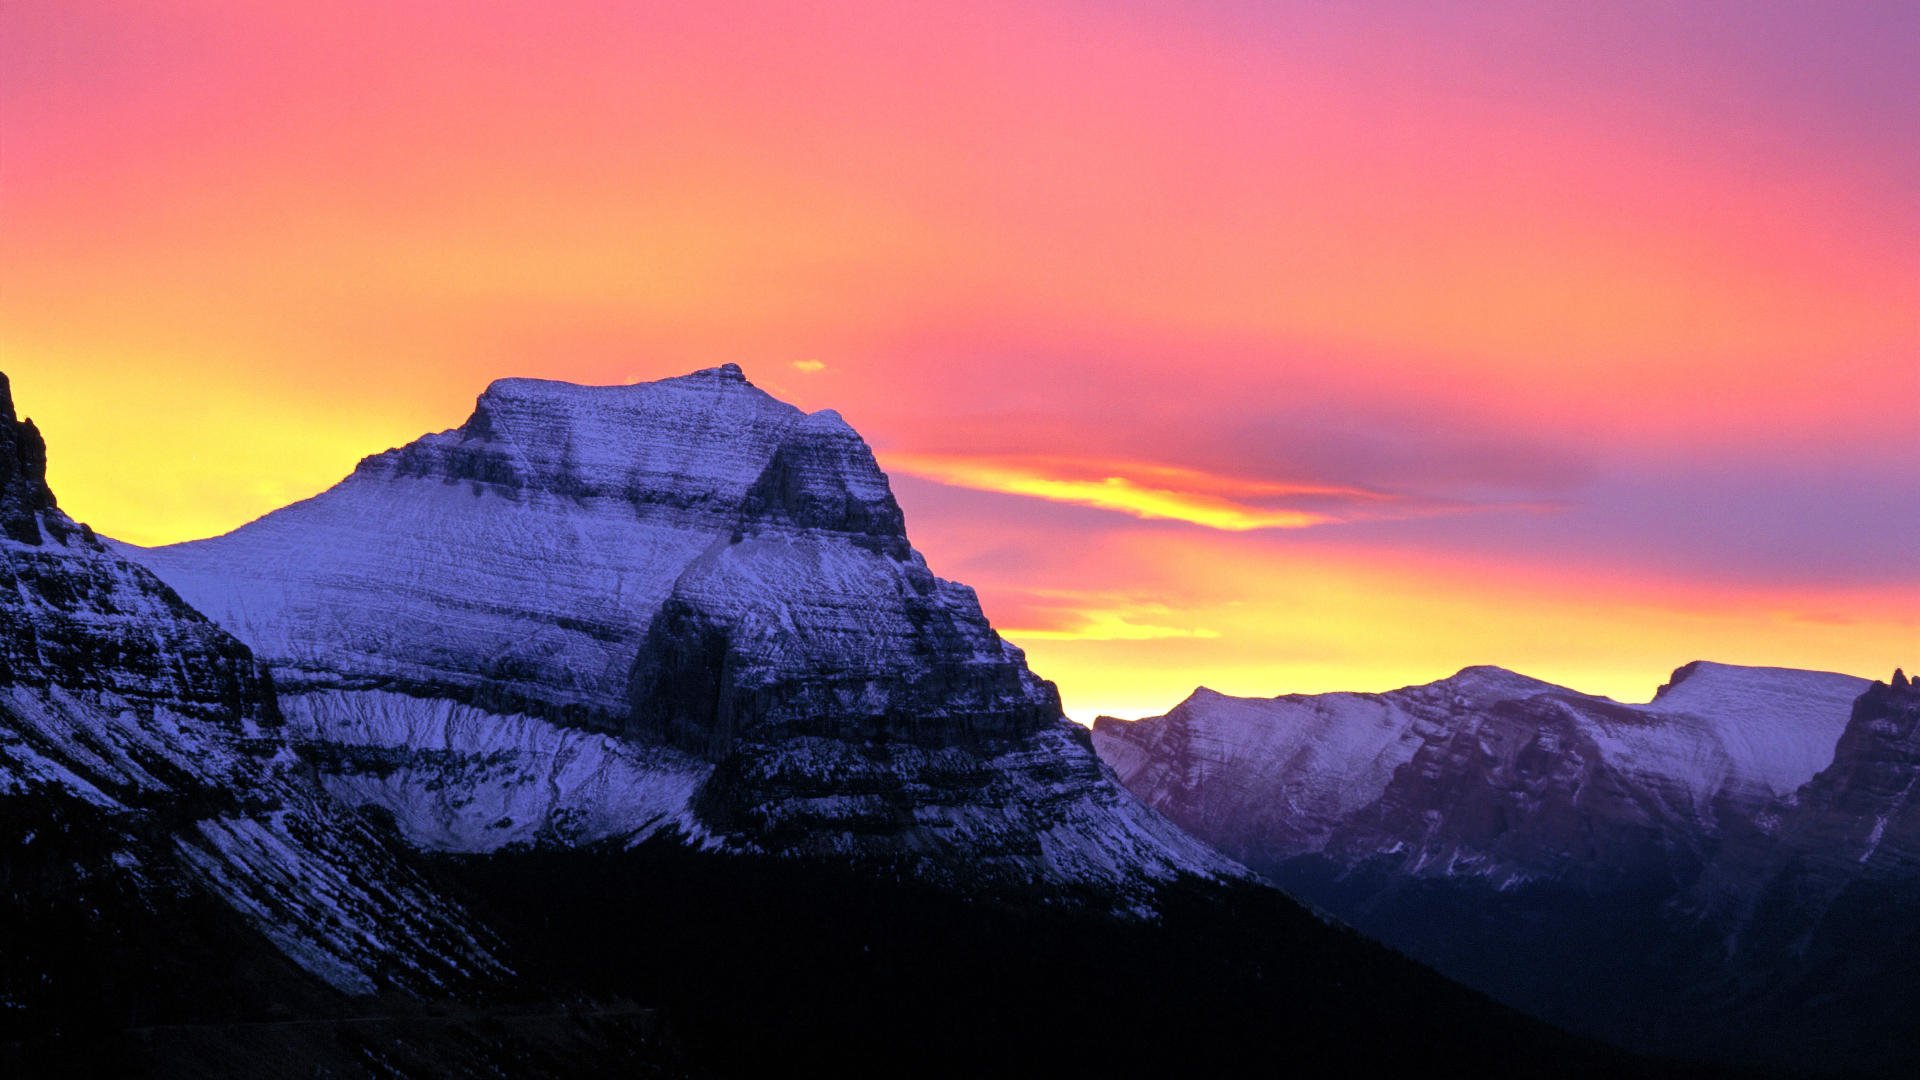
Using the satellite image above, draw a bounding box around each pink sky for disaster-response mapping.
[5,1,1915,717]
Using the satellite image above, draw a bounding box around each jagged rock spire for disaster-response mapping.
[0,371,59,544]
[1893,667,1909,689]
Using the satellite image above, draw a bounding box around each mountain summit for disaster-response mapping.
[128,366,1225,895]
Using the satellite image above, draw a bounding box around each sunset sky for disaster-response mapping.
[4,1,1916,719]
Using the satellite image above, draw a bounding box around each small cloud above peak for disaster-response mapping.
[792,359,827,374]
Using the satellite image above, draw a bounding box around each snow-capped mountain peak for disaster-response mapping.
[127,366,1232,899]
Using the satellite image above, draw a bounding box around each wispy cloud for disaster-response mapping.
[885,452,1404,531]
[988,589,1222,642]
[792,359,827,373]
[1004,611,1223,642]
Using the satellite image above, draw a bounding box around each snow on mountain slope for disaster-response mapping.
[128,366,1231,898]
[282,689,711,852]
[0,372,508,1005]
[124,367,816,717]
[1095,661,1865,880]
[1636,660,1873,802]
[1688,669,1920,932]
[1092,668,1561,861]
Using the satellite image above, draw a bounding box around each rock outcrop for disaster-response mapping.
[0,372,58,545]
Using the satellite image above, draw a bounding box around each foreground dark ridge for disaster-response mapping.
[441,837,1723,1079]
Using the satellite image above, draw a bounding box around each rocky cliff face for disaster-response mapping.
[129,366,1226,899]
[621,405,1056,758]
[1093,662,1911,1069]
[1683,672,1920,955]
[1654,670,1920,1069]
[0,372,58,545]
[1727,669,1920,885]
[0,373,509,1035]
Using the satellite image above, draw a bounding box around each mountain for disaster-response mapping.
[1674,671,1920,1067]
[125,365,1225,900]
[1091,666,1564,872]
[1096,662,1864,882]
[1,374,690,1077]
[0,369,505,999]
[1695,669,1920,914]
[60,364,1679,1075]
[1093,662,1920,1071]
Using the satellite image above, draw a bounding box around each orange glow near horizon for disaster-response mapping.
[963,531,1919,720]
[4,2,1915,719]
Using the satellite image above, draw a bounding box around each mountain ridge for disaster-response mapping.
[1093,659,1917,1070]
[0,367,1743,1075]
[126,365,1233,899]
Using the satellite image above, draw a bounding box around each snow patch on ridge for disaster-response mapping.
[179,803,510,996]
[1631,661,1870,799]
[281,689,712,852]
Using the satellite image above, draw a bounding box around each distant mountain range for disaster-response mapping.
[4,367,1638,1077]
[1095,661,1920,1072]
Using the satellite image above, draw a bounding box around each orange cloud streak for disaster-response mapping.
[883,453,1369,530]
